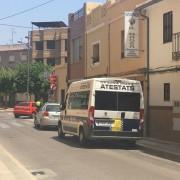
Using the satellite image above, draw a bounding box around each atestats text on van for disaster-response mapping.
[58,78,144,146]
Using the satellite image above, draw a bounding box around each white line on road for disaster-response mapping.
[8,121,24,127]
[0,122,10,129]
[21,121,33,125]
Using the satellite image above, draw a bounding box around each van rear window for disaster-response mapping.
[46,105,60,112]
[95,91,140,112]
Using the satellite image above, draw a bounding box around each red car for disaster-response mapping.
[13,101,37,118]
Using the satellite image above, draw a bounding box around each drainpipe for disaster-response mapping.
[140,11,150,137]
[108,23,111,76]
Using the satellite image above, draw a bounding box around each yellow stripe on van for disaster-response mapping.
[111,119,123,132]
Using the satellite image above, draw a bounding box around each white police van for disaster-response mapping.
[58,77,144,146]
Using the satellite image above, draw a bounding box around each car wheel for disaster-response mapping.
[79,128,87,147]
[39,124,44,130]
[34,116,38,128]
[58,122,65,138]
[14,114,19,118]
[34,122,40,129]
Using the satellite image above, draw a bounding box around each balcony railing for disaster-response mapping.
[172,32,180,60]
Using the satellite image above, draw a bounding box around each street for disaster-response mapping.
[0,111,179,180]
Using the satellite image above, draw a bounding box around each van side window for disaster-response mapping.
[67,91,89,109]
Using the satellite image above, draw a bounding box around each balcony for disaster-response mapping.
[172,32,180,60]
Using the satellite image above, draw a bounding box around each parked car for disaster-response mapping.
[13,101,37,118]
[34,103,60,129]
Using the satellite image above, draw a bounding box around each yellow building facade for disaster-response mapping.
[86,0,146,83]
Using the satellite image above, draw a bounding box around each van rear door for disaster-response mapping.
[94,90,140,132]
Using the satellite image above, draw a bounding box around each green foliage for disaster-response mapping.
[14,62,52,99]
[0,62,52,100]
[0,67,16,95]
[14,64,28,93]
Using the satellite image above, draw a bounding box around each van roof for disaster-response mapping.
[71,77,140,85]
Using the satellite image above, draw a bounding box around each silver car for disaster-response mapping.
[34,103,60,129]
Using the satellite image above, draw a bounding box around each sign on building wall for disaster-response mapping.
[124,11,139,58]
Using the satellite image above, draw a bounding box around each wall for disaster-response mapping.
[86,0,146,80]
[147,0,180,142]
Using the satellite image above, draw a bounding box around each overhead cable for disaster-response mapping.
[0,23,31,29]
[0,0,56,21]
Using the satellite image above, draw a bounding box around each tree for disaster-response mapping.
[30,62,52,100]
[0,67,16,107]
[14,62,52,101]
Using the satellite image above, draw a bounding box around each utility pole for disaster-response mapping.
[11,29,16,44]
[25,32,30,101]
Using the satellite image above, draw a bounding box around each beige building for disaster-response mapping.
[68,2,102,83]
[0,44,29,69]
[86,0,146,83]
[31,22,68,103]
[137,0,180,142]
[0,44,29,107]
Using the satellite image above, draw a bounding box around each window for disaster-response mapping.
[20,54,27,61]
[72,37,82,63]
[9,56,15,62]
[121,30,125,58]
[163,11,173,43]
[35,41,43,50]
[47,58,55,66]
[65,57,68,63]
[92,43,100,64]
[46,105,60,112]
[55,58,61,65]
[47,40,55,49]
[164,83,170,101]
[67,91,89,110]
[95,91,140,112]
[61,89,65,103]
[65,39,68,51]
[172,32,180,60]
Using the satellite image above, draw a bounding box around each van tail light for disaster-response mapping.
[87,106,95,127]
[139,109,144,130]
[43,111,49,117]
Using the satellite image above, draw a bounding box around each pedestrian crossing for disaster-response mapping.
[0,119,34,129]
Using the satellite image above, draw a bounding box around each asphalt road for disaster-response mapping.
[0,111,179,180]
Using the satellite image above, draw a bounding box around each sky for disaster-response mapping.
[0,0,105,45]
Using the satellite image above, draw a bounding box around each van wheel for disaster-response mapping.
[58,123,65,138]
[79,128,87,147]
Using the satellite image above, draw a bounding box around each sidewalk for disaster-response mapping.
[137,137,180,162]
[0,108,13,112]
[0,145,35,180]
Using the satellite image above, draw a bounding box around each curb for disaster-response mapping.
[137,141,180,162]
[0,109,13,112]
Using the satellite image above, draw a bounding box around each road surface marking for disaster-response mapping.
[0,145,36,180]
[0,122,10,129]
[21,121,33,125]
[8,121,24,127]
